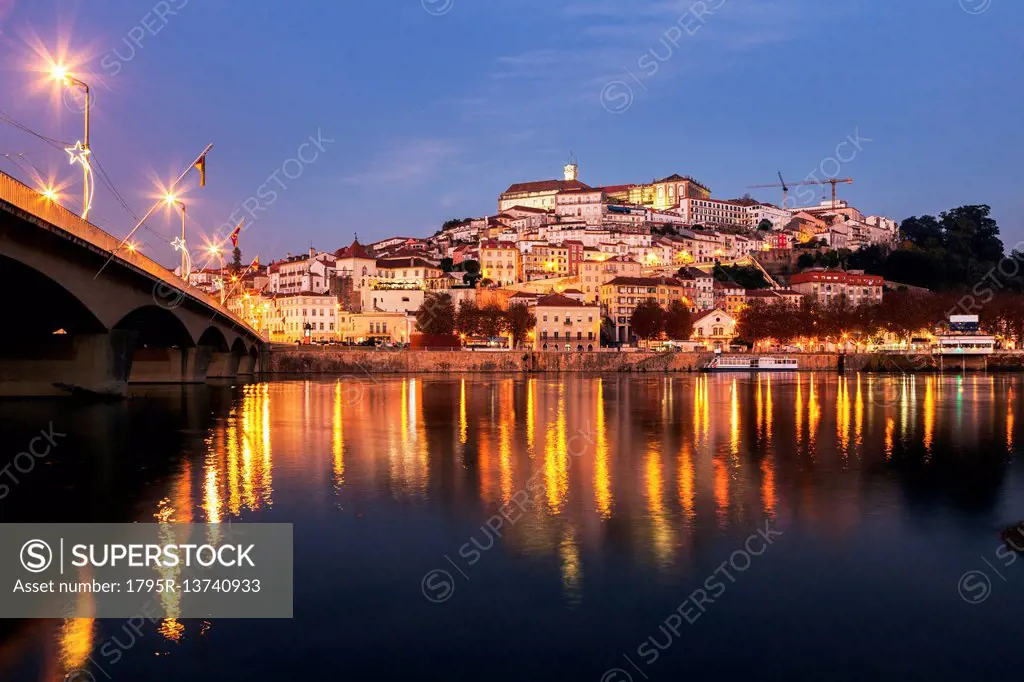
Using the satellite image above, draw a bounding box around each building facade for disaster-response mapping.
[534,293,601,352]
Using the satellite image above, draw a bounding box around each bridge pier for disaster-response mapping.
[128,347,216,384]
[237,353,256,376]
[0,331,134,397]
[206,351,240,379]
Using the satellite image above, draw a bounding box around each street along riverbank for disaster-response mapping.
[266,347,1024,374]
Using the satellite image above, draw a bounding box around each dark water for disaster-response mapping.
[2,374,1024,681]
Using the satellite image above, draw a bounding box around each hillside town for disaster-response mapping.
[192,160,910,351]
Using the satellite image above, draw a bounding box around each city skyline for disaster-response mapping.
[0,0,1021,270]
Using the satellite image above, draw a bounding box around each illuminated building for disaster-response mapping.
[600,276,688,343]
[692,309,738,350]
[534,293,601,351]
[479,240,523,286]
[789,269,884,306]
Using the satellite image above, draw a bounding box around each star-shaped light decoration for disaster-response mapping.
[64,141,91,167]
[171,237,193,279]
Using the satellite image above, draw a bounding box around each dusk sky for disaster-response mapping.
[1,0,1021,267]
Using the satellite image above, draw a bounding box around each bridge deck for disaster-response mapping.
[0,171,260,339]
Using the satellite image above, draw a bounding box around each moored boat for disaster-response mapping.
[702,356,799,372]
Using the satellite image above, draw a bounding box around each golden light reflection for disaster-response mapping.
[645,438,672,564]
[459,378,468,446]
[559,530,583,603]
[544,384,569,513]
[854,373,864,448]
[678,440,695,520]
[761,455,777,516]
[764,374,773,443]
[836,376,851,456]
[795,374,804,446]
[923,376,935,456]
[499,379,514,504]
[526,378,536,454]
[59,588,95,672]
[808,377,821,452]
[1008,385,1015,450]
[594,378,612,518]
[333,380,345,493]
[714,455,729,528]
[884,416,895,460]
[729,379,740,456]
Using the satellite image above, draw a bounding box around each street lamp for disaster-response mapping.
[206,243,225,303]
[51,64,93,220]
[165,194,190,278]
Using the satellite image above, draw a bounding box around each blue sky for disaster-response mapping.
[0,0,1021,267]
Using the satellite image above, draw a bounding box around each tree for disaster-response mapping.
[442,218,469,231]
[505,303,536,348]
[231,246,243,273]
[477,304,508,338]
[462,259,482,287]
[756,219,773,232]
[415,293,455,335]
[630,299,664,347]
[600,316,617,346]
[455,300,481,336]
[664,300,693,340]
[440,257,454,273]
[796,253,815,269]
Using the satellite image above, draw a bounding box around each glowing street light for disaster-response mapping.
[40,185,59,202]
[205,242,226,304]
[50,63,93,220]
[164,196,189,278]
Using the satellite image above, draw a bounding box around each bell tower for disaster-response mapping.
[563,152,578,182]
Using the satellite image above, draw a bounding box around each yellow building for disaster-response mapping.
[579,256,643,302]
[479,240,523,286]
[524,244,570,280]
[628,174,711,210]
[337,312,415,344]
[534,293,601,352]
[264,292,339,343]
[599,276,688,344]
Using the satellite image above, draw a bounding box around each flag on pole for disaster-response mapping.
[195,154,207,187]
[229,220,243,247]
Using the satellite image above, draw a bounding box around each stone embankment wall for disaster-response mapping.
[267,347,1024,375]
[268,348,847,374]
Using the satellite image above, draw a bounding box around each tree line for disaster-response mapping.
[736,290,1024,346]
[415,293,536,347]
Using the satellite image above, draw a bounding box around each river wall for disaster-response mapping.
[266,347,1024,375]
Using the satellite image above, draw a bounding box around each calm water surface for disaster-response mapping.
[2,374,1024,680]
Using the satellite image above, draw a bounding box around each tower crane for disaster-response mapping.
[748,177,853,210]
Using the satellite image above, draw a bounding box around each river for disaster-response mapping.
[2,374,1023,681]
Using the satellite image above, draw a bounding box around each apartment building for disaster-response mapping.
[789,269,884,306]
[534,293,601,352]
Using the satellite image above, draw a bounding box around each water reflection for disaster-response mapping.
[4,373,1024,680]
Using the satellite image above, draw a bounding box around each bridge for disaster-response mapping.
[0,171,265,397]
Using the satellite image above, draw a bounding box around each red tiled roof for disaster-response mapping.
[504,179,593,194]
[604,276,682,287]
[536,293,590,308]
[506,205,552,214]
[335,238,373,260]
[376,257,438,270]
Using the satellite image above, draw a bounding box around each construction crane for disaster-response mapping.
[748,177,853,210]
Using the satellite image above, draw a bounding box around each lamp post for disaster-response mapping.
[165,194,191,279]
[207,244,226,304]
[51,65,93,220]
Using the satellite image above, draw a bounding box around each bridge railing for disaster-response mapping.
[0,171,261,339]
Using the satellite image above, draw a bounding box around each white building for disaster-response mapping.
[746,203,792,230]
[268,250,336,295]
[678,198,748,229]
[266,292,339,343]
